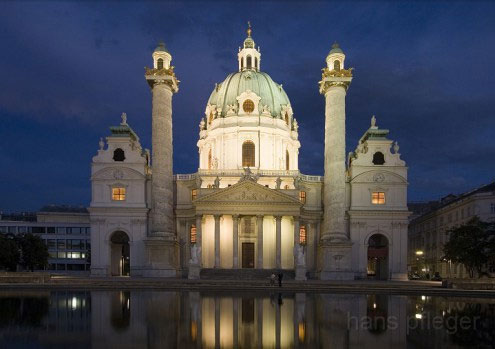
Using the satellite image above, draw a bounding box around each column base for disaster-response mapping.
[188,263,201,279]
[318,239,355,280]
[295,265,307,281]
[142,236,178,278]
[391,272,408,281]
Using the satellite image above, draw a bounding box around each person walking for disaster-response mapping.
[277,272,283,287]
[270,273,276,286]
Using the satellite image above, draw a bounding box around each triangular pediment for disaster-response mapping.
[194,179,301,206]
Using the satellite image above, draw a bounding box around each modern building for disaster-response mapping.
[0,205,91,273]
[408,182,495,278]
[89,26,410,280]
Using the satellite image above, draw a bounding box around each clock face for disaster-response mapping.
[243,99,255,114]
[373,173,385,182]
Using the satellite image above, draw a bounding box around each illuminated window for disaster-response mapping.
[190,225,197,244]
[113,148,125,162]
[299,225,307,245]
[242,141,255,167]
[243,99,254,114]
[285,112,289,125]
[286,150,290,170]
[190,320,198,341]
[157,58,163,69]
[191,189,197,201]
[371,192,385,205]
[208,112,214,124]
[333,60,340,71]
[299,191,306,204]
[112,187,126,201]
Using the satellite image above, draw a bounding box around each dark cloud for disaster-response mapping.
[1,1,495,211]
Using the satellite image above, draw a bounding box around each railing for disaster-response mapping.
[174,170,323,182]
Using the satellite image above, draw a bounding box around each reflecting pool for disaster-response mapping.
[0,290,493,348]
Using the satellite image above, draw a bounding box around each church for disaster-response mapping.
[88,26,410,280]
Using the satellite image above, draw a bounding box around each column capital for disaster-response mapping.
[232,214,240,220]
[213,214,222,220]
[274,215,283,221]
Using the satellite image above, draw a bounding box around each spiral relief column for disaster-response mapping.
[318,43,355,280]
[143,42,179,277]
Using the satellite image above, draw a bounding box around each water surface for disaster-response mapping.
[0,289,493,348]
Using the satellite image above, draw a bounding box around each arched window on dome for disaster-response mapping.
[242,141,255,167]
[286,150,290,170]
[241,58,244,70]
[208,149,212,169]
[334,60,340,71]
[157,58,164,70]
[255,57,258,70]
[246,55,252,69]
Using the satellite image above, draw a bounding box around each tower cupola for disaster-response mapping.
[326,42,346,71]
[152,41,172,70]
[237,22,261,72]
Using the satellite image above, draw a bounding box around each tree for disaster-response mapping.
[0,234,20,271]
[442,217,492,278]
[16,233,49,271]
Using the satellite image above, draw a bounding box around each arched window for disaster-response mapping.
[208,112,214,124]
[208,149,212,169]
[247,55,252,69]
[157,58,164,69]
[333,60,340,71]
[241,58,244,70]
[372,152,385,165]
[113,148,125,162]
[242,141,255,167]
[286,150,290,170]
[255,57,258,70]
[285,112,289,125]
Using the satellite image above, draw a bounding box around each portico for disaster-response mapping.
[192,178,302,272]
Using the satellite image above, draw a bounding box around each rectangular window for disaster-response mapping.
[8,226,17,234]
[32,227,45,234]
[299,226,307,245]
[49,251,57,259]
[371,192,385,205]
[57,252,66,259]
[18,226,27,234]
[86,240,91,250]
[0,226,7,233]
[491,203,495,214]
[191,189,197,201]
[47,239,56,249]
[299,191,306,204]
[57,239,66,250]
[56,227,66,234]
[112,187,126,201]
[190,225,197,244]
[46,227,55,234]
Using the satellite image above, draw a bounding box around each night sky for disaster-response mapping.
[1,1,494,212]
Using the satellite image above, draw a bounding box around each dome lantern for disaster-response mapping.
[326,42,346,71]
[152,41,172,70]
[238,22,261,72]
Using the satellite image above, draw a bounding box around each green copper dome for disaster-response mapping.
[207,70,291,118]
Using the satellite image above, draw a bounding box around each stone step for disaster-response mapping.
[200,268,295,280]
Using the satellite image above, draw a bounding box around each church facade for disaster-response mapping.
[89,27,410,280]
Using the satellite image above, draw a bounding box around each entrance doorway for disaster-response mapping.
[367,234,389,280]
[110,231,130,276]
[242,242,255,268]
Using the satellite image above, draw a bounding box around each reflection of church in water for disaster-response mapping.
[91,291,408,348]
[88,25,410,280]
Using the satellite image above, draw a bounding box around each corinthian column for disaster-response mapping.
[317,43,354,280]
